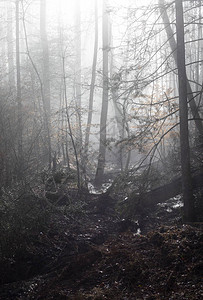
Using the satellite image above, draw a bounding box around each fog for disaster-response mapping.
[0,0,202,183]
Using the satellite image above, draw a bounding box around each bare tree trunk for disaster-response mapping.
[74,0,82,150]
[16,0,23,179]
[159,0,203,137]
[7,1,15,89]
[84,0,98,154]
[95,0,109,185]
[197,1,203,114]
[40,0,51,168]
[200,1,203,85]
[175,0,195,222]
[62,57,81,189]
[109,16,132,172]
[40,0,50,116]
[57,4,70,169]
[109,20,124,170]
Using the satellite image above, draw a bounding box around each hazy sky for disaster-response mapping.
[47,0,156,25]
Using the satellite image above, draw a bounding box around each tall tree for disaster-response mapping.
[62,56,81,189]
[16,0,23,178]
[197,0,203,108]
[159,0,203,137]
[40,0,51,167]
[84,0,98,155]
[95,0,109,185]
[7,1,15,88]
[110,56,125,169]
[175,0,194,222]
[74,0,82,150]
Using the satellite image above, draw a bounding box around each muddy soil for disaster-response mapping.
[0,192,202,300]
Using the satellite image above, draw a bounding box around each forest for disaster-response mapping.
[0,0,202,299]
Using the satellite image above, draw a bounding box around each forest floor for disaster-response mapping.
[0,184,202,300]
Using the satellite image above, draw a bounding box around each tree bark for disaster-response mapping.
[7,1,15,88]
[84,0,98,154]
[131,171,203,208]
[159,0,203,137]
[197,0,203,111]
[40,0,51,115]
[16,0,23,179]
[175,0,195,222]
[74,0,82,150]
[95,0,109,185]
[62,56,81,189]
[109,20,125,171]
[40,0,52,167]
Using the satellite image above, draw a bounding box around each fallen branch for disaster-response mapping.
[133,171,203,207]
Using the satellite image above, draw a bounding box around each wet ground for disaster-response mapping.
[0,191,202,300]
